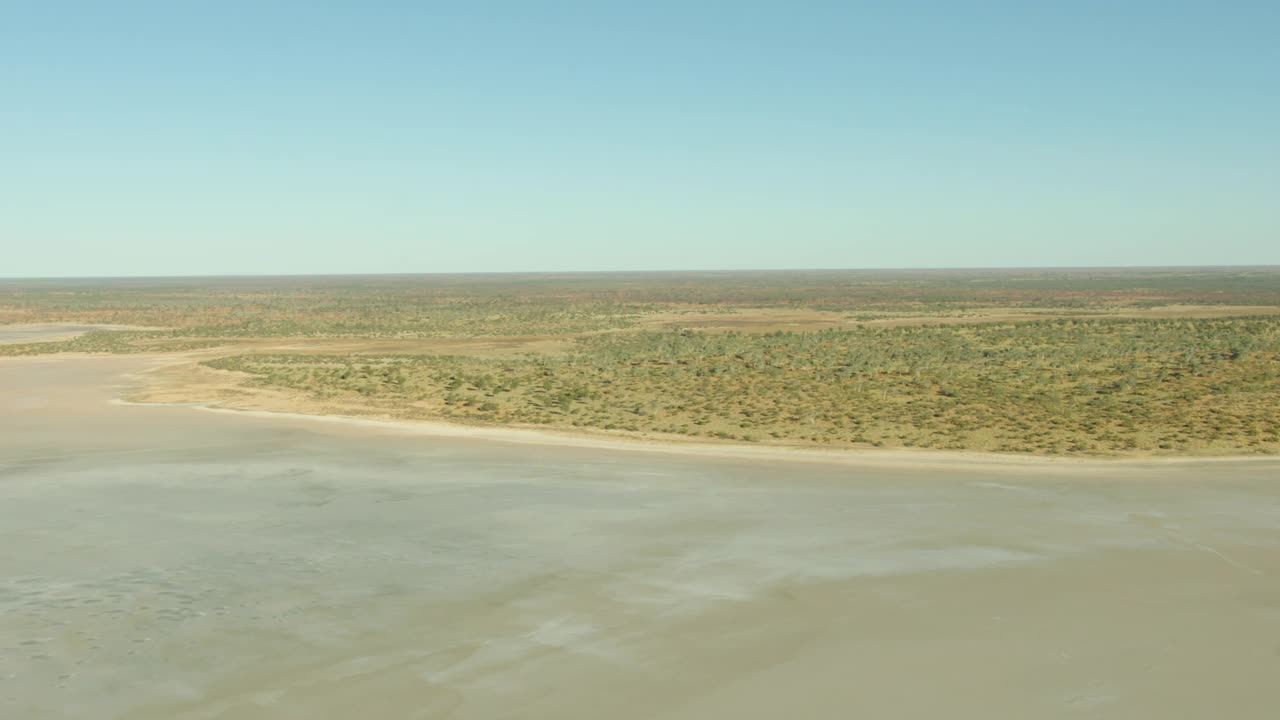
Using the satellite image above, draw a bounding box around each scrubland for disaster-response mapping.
[4,268,1279,455]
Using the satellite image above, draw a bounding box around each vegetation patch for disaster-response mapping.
[7,269,1280,456]
[202,317,1280,455]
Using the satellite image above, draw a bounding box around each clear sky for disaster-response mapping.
[2,1,1277,277]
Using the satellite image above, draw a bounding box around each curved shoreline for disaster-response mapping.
[0,323,160,345]
[112,396,1280,474]
[6,350,1277,472]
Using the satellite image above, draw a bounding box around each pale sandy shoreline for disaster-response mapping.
[0,322,166,344]
[116,396,1280,474]
[0,322,165,332]
[7,351,1278,472]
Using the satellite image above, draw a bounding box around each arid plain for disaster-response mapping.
[3,271,1280,718]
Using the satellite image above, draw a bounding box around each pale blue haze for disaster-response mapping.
[2,1,1277,276]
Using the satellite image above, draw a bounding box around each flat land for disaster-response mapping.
[3,351,1279,719]
[4,267,1279,457]
[0,324,146,345]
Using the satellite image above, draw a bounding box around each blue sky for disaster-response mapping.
[2,1,1277,277]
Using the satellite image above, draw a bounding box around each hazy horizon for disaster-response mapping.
[4,2,1277,276]
[6,263,1280,283]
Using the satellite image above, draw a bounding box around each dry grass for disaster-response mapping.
[199,317,1280,456]
[8,269,1280,456]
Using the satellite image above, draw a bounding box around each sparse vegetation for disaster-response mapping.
[5,269,1280,456]
[201,316,1280,455]
[4,267,1280,333]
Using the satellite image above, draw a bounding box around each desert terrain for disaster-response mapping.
[4,269,1280,457]
[4,316,1280,718]
[8,0,1277,715]
[4,271,1280,718]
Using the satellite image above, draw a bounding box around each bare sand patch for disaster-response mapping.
[0,323,163,344]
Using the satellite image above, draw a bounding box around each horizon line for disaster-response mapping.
[4,263,1280,282]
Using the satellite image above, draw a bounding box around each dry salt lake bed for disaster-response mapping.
[2,337,1279,718]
